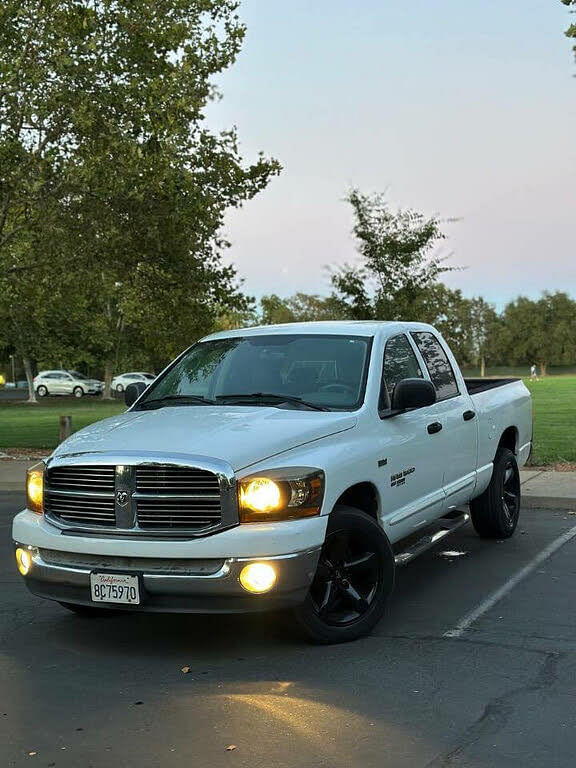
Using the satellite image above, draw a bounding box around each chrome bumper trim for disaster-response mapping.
[14,544,321,612]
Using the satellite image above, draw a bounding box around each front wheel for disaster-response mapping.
[115,383,124,393]
[294,506,395,644]
[36,385,48,397]
[470,447,521,539]
[73,386,84,398]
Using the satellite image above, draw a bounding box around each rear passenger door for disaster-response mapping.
[411,331,478,510]
[377,334,446,537]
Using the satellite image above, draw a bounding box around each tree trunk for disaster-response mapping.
[22,356,37,404]
[480,355,486,378]
[540,362,547,377]
[103,358,114,399]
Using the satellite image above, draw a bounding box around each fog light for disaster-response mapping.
[239,562,277,594]
[16,548,32,576]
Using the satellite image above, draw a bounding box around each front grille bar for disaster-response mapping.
[43,454,238,538]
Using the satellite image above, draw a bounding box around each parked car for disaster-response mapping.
[33,370,104,398]
[111,372,155,394]
[14,322,532,643]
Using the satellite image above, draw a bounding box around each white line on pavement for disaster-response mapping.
[444,523,576,639]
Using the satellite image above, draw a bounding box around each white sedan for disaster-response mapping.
[111,372,155,394]
[34,370,104,398]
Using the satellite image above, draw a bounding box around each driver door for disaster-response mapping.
[376,334,445,539]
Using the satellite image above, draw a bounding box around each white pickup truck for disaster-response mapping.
[13,322,532,643]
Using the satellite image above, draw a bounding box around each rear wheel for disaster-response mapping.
[294,506,395,644]
[36,385,48,397]
[470,447,521,539]
[73,386,84,398]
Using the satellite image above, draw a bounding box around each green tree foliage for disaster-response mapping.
[497,292,576,375]
[0,1,280,395]
[331,189,454,321]
[562,0,576,61]
[260,293,342,325]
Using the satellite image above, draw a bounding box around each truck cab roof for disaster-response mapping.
[203,320,439,342]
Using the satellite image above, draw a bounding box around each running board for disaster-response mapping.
[394,511,470,566]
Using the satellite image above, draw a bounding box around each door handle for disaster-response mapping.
[463,410,476,421]
[427,422,443,435]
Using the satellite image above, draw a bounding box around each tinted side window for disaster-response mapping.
[411,332,459,401]
[380,334,423,410]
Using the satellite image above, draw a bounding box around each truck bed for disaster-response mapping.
[464,377,521,396]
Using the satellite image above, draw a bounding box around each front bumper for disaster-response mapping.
[13,544,321,613]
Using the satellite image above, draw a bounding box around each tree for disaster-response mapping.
[331,190,455,321]
[562,0,576,62]
[498,292,576,375]
[466,297,500,376]
[0,1,280,396]
[260,293,342,325]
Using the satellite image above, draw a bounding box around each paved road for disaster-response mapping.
[2,492,576,768]
[0,389,28,401]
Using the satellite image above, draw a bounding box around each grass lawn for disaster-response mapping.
[0,378,575,466]
[0,398,125,450]
[524,376,576,466]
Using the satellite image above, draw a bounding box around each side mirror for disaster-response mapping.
[391,378,436,411]
[125,381,147,407]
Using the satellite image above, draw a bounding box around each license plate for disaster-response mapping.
[90,573,140,605]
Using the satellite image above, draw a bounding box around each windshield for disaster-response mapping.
[69,371,88,380]
[137,334,372,411]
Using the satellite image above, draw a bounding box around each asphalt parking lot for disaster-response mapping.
[2,492,576,768]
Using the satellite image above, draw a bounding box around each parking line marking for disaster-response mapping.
[444,524,576,639]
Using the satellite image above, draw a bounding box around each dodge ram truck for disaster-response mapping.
[13,322,532,643]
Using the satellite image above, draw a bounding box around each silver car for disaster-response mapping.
[111,372,155,394]
[34,370,104,398]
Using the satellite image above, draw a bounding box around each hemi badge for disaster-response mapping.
[378,458,388,467]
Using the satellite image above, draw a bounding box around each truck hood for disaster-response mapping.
[53,406,358,471]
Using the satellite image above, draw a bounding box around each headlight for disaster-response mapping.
[238,468,324,523]
[26,463,44,514]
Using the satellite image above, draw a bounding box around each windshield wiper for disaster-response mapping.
[215,392,329,412]
[136,395,215,410]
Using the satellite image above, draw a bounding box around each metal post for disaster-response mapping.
[59,416,72,443]
[9,354,15,386]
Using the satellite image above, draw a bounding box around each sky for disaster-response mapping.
[206,0,576,307]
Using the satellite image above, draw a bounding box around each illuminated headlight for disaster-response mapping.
[15,547,33,576]
[26,464,44,515]
[238,468,324,523]
[239,562,277,594]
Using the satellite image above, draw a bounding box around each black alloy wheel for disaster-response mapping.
[470,447,521,539]
[294,506,395,643]
[501,457,521,530]
[310,529,380,625]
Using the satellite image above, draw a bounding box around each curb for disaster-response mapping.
[521,495,576,512]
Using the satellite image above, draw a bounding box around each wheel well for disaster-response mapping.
[498,426,518,455]
[334,483,379,520]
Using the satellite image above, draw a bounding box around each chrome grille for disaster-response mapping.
[47,466,115,491]
[135,466,222,530]
[45,465,115,527]
[135,466,220,494]
[44,462,228,534]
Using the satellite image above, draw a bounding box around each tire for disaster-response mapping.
[73,386,84,398]
[470,447,521,539]
[115,383,124,393]
[58,602,126,617]
[293,505,395,644]
[36,385,48,397]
